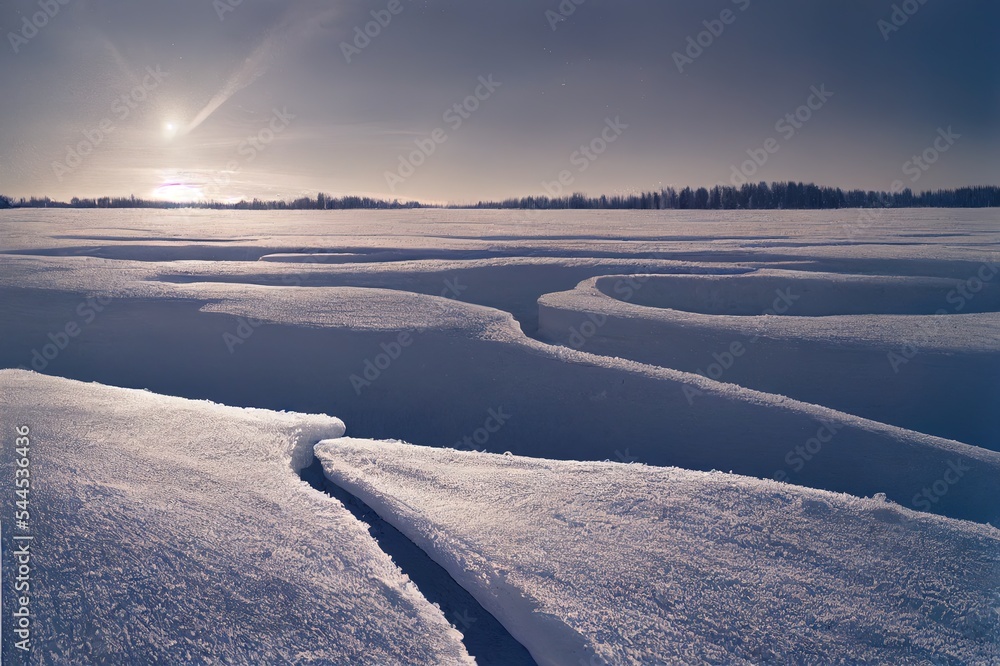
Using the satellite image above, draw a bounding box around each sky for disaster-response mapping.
[0,0,997,204]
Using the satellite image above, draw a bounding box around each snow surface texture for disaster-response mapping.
[317,438,1000,666]
[538,270,1000,447]
[2,208,1000,661]
[0,370,473,665]
[0,252,998,523]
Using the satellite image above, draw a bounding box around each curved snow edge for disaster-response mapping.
[3,369,348,476]
[315,440,602,666]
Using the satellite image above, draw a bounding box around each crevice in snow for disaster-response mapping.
[299,457,537,666]
[1,286,996,524]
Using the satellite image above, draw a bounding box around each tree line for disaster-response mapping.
[0,194,423,210]
[467,183,1000,210]
[1,182,998,211]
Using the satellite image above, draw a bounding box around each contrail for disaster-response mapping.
[181,40,273,136]
[182,4,338,137]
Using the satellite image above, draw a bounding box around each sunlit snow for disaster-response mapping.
[1,207,998,662]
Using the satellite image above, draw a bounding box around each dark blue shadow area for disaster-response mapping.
[300,458,537,666]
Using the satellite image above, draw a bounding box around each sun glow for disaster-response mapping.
[153,181,204,202]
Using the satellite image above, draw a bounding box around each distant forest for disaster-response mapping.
[0,193,422,210]
[2,182,998,211]
[468,183,1000,210]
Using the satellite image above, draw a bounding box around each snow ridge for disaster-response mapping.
[317,438,1000,666]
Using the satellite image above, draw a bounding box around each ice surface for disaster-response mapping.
[0,370,473,664]
[317,437,1000,666]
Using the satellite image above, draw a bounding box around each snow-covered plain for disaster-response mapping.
[1,208,998,662]
[317,437,1000,666]
[0,370,473,664]
[538,270,1000,446]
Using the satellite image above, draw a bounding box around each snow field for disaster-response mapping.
[0,370,474,665]
[3,208,1000,662]
[316,437,1000,665]
[1,280,997,524]
[538,270,1000,446]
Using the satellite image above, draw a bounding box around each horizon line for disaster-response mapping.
[4,181,1000,210]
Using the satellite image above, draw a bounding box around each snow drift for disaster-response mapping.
[0,370,473,664]
[2,273,998,523]
[539,270,1000,447]
[317,437,1000,666]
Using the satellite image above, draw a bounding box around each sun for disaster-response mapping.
[163,121,179,140]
